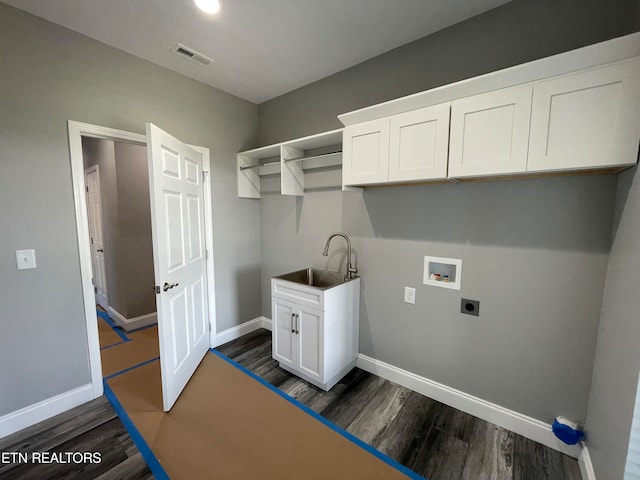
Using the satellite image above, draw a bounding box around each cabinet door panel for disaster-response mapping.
[272,298,296,369]
[528,59,640,172]
[389,103,450,182]
[342,118,390,186]
[297,305,323,383]
[449,85,532,178]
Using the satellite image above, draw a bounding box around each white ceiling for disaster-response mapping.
[4,0,513,103]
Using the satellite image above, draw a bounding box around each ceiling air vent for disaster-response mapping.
[170,43,214,66]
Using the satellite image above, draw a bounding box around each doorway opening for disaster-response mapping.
[83,137,157,330]
[68,121,217,407]
[82,136,162,385]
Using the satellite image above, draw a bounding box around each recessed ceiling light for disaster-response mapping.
[194,0,221,14]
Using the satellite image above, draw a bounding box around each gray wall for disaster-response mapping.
[258,0,640,144]
[83,139,157,319]
[256,0,640,425]
[0,2,260,416]
[586,165,640,479]
[345,178,613,422]
[262,174,615,422]
[260,167,345,315]
[114,141,156,318]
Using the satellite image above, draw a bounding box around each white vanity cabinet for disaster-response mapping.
[271,274,360,391]
[272,297,324,384]
[527,58,640,173]
[448,85,533,178]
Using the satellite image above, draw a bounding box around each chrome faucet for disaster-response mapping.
[322,232,357,278]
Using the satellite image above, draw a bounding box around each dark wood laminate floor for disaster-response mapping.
[217,329,582,480]
[0,396,153,480]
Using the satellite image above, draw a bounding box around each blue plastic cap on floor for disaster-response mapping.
[552,417,585,445]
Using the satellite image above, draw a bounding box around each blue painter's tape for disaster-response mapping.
[104,356,160,381]
[103,380,169,480]
[100,340,127,351]
[96,310,130,343]
[210,349,424,480]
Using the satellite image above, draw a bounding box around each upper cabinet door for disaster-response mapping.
[448,85,533,178]
[342,118,390,186]
[388,103,450,182]
[527,59,640,173]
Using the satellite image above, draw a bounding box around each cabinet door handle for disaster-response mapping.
[295,313,299,334]
[291,313,295,333]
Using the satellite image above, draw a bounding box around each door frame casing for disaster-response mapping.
[68,120,217,399]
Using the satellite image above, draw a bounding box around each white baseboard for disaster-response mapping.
[215,316,271,347]
[107,306,157,331]
[356,354,582,459]
[0,384,93,439]
[578,442,596,480]
[261,316,272,331]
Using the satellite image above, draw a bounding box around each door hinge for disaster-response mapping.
[205,248,209,260]
[153,285,161,294]
[86,186,89,193]
[208,323,212,332]
[202,170,209,182]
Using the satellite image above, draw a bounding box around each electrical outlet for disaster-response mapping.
[404,287,416,305]
[16,249,37,270]
[461,298,479,316]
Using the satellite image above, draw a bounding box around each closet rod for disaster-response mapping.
[239,161,280,171]
[284,150,342,163]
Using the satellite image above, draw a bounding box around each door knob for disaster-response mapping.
[163,282,179,292]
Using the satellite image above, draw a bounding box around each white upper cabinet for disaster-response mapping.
[343,104,450,186]
[388,103,450,182]
[527,59,640,173]
[342,118,390,186]
[448,85,533,178]
[247,34,640,194]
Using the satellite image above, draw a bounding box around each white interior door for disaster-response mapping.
[146,123,210,411]
[85,166,108,310]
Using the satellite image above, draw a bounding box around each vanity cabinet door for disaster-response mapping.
[389,103,450,182]
[272,297,296,369]
[296,305,324,383]
[527,59,640,172]
[449,85,533,178]
[342,118,390,186]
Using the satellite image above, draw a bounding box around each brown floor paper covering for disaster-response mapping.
[107,354,410,479]
[97,317,124,349]
[101,326,159,377]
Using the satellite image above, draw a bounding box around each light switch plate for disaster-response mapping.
[16,249,37,270]
[404,287,416,305]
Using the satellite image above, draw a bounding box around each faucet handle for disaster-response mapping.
[347,264,358,278]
